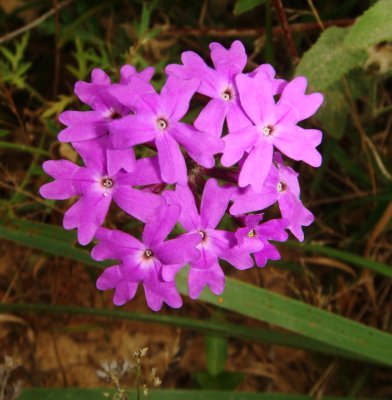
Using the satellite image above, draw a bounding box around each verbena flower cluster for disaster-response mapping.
[40,41,323,311]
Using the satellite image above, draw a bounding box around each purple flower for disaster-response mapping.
[230,153,314,241]
[166,41,285,136]
[221,71,323,192]
[92,204,201,311]
[163,179,255,299]
[109,76,224,184]
[39,136,163,245]
[235,214,288,267]
[58,67,154,175]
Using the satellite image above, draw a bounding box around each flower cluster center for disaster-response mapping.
[156,118,168,130]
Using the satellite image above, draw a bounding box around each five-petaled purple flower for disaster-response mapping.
[40,40,323,310]
[221,71,323,192]
[93,203,201,311]
[163,179,256,299]
[40,136,162,245]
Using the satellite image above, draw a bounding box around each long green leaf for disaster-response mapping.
[18,388,381,400]
[1,219,391,366]
[286,241,392,278]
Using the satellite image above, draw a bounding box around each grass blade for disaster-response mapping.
[18,388,382,400]
[286,240,392,278]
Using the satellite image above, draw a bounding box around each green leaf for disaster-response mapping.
[296,27,367,91]
[344,0,392,50]
[233,0,267,15]
[194,371,244,390]
[18,388,382,400]
[316,85,349,138]
[285,240,392,278]
[206,335,228,376]
[1,219,392,366]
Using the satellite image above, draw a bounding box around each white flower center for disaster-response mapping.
[247,229,256,238]
[156,118,168,130]
[221,88,233,101]
[102,177,114,196]
[262,126,272,136]
[277,181,286,192]
[144,249,153,258]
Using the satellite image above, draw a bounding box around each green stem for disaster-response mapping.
[0,141,49,156]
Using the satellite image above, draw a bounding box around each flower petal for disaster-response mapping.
[171,123,224,168]
[155,132,187,185]
[210,40,247,78]
[142,203,181,248]
[200,179,233,229]
[163,185,200,231]
[194,98,228,137]
[113,186,163,222]
[155,233,201,266]
[221,126,258,167]
[238,140,274,192]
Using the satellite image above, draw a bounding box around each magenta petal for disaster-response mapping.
[163,185,200,231]
[236,73,275,125]
[106,147,136,176]
[278,192,314,242]
[40,181,77,200]
[210,230,254,270]
[155,132,187,185]
[143,278,182,311]
[119,156,162,186]
[221,126,258,167]
[58,122,106,143]
[161,264,184,282]
[109,115,156,149]
[92,228,143,261]
[171,123,224,169]
[200,179,233,229]
[273,125,322,167]
[42,160,79,180]
[63,193,111,245]
[166,51,219,98]
[226,101,252,132]
[156,233,201,266]
[256,219,289,242]
[113,281,139,306]
[113,186,163,222]
[254,243,281,267]
[279,77,323,122]
[96,265,122,290]
[239,140,273,192]
[142,203,181,248]
[189,258,225,299]
[160,76,199,121]
[91,68,111,85]
[109,78,155,110]
[210,40,246,78]
[72,138,107,174]
[230,165,279,215]
[194,98,227,137]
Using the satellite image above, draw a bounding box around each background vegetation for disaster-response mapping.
[0,0,391,399]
